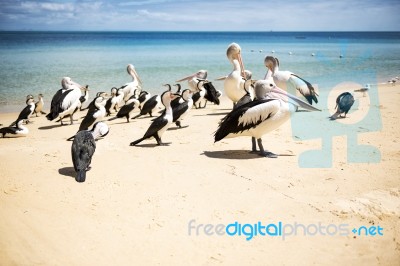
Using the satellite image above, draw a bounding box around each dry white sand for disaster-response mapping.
[0,83,399,265]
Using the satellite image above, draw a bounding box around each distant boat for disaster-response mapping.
[295,36,306,39]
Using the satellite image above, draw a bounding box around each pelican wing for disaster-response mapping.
[214,99,279,142]
[203,82,220,105]
[291,74,319,104]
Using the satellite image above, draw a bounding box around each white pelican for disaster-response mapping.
[46,77,84,125]
[214,79,320,157]
[330,92,355,120]
[176,70,209,108]
[224,43,248,107]
[122,64,142,102]
[264,56,319,105]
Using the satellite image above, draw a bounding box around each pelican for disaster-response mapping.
[122,64,142,102]
[71,122,110,183]
[0,119,29,138]
[214,79,320,157]
[330,92,355,120]
[224,43,253,107]
[46,77,84,125]
[264,56,319,105]
[176,69,208,92]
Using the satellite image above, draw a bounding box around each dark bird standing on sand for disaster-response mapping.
[10,98,35,126]
[330,92,355,120]
[108,98,140,123]
[71,122,109,183]
[130,91,178,146]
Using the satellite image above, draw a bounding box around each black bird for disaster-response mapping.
[203,82,220,105]
[0,119,29,138]
[172,89,193,128]
[79,85,90,111]
[67,96,108,141]
[132,94,161,119]
[108,98,140,123]
[330,92,355,120]
[130,91,177,146]
[71,122,109,183]
[10,98,35,126]
[105,87,118,116]
[171,84,183,108]
[137,90,151,109]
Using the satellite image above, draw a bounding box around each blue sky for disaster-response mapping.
[0,0,399,31]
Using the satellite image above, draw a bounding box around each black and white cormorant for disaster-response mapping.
[79,85,90,111]
[10,98,35,126]
[108,98,140,123]
[0,119,29,138]
[130,91,178,146]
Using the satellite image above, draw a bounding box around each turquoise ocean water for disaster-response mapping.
[0,31,399,112]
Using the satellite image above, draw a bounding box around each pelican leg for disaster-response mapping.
[176,121,182,128]
[257,138,278,158]
[249,137,258,153]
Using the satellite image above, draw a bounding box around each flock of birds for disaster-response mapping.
[2,42,393,182]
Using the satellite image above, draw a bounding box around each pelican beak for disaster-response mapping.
[176,72,197,82]
[271,87,321,111]
[215,76,227,81]
[237,52,245,78]
[131,67,143,85]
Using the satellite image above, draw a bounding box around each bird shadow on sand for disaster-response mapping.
[168,125,189,131]
[58,167,76,178]
[202,150,295,160]
[38,124,69,130]
[131,143,172,148]
[193,112,230,117]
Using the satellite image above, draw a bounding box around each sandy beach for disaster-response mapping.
[0,83,399,265]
